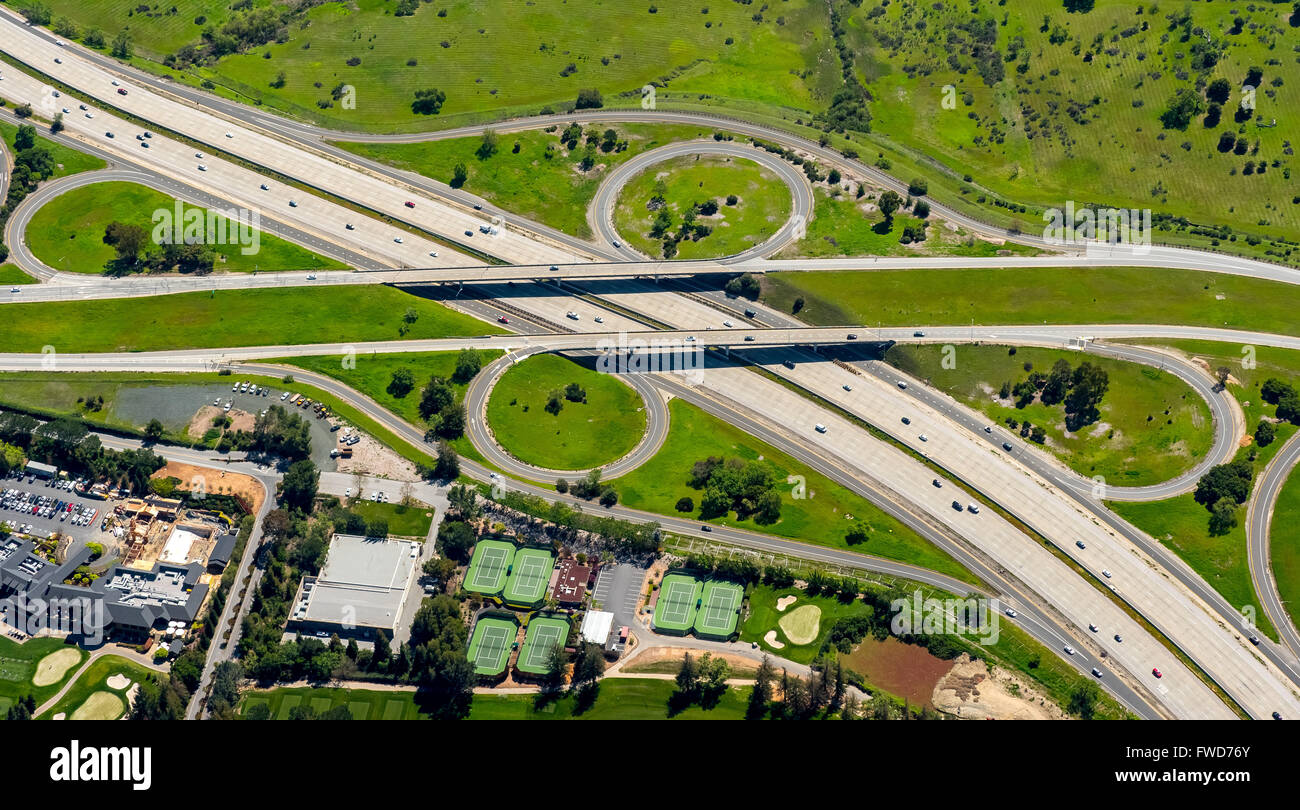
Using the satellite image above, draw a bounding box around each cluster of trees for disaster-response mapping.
[645,180,723,259]
[411,87,447,115]
[101,221,219,276]
[416,372,468,442]
[1194,459,1254,535]
[1163,66,1266,132]
[0,124,60,264]
[686,456,782,524]
[539,640,605,713]
[556,468,619,507]
[495,490,662,556]
[0,413,163,493]
[1261,378,1300,424]
[1000,358,1110,429]
[544,381,587,415]
[724,272,762,300]
[252,405,312,460]
[669,652,732,713]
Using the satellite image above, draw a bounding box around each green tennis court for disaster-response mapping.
[468,616,518,676]
[464,539,516,596]
[516,616,570,675]
[696,580,743,638]
[503,548,554,607]
[652,572,700,634]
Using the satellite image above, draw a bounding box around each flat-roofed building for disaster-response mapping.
[286,534,420,641]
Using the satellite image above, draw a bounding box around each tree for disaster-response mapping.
[102,221,149,267]
[372,630,392,670]
[1194,459,1254,509]
[1040,359,1072,405]
[564,382,586,403]
[281,459,319,512]
[599,488,618,508]
[1206,78,1232,105]
[907,178,928,196]
[448,483,480,519]
[1159,87,1204,130]
[1260,378,1295,404]
[434,440,459,480]
[20,2,51,25]
[747,654,773,719]
[365,516,389,539]
[477,129,498,159]
[50,112,65,134]
[144,419,164,441]
[1064,362,1109,428]
[575,88,603,109]
[110,30,133,59]
[1255,420,1276,448]
[450,162,468,188]
[411,87,446,115]
[387,367,415,398]
[877,190,903,225]
[436,520,475,563]
[545,390,564,415]
[675,496,694,513]
[418,376,454,419]
[1209,497,1238,536]
[452,349,482,384]
[674,653,700,700]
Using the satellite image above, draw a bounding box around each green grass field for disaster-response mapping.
[1110,496,1276,642]
[762,267,1300,336]
[883,343,1214,486]
[338,123,727,238]
[0,264,36,285]
[1,120,106,178]
[1269,468,1300,635]
[739,584,872,665]
[614,154,791,259]
[2,285,499,352]
[239,686,423,720]
[24,181,347,274]
[468,677,750,720]
[0,637,87,716]
[345,498,435,538]
[37,654,157,720]
[29,0,839,133]
[612,397,976,583]
[486,353,646,471]
[777,188,1043,259]
[852,0,1300,252]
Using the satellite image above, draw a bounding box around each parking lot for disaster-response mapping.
[0,472,110,548]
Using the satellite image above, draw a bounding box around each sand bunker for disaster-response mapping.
[763,630,785,649]
[106,673,132,690]
[775,595,798,612]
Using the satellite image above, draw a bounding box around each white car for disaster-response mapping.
[723,320,734,328]
[9,287,19,293]
[344,488,352,498]
[306,274,317,281]
[225,132,234,138]
[814,424,827,434]
[195,152,204,159]
[1102,569,1113,579]
[54,57,62,64]
[897,381,908,389]
[55,39,64,46]
[280,392,289,400]
[566,311,579,320]
[84,111,93,118]
[594,316,604,324]
[394,237,403,243]
[1063,645,1075,656]
[197,164,207,171]
[111,80,120,86]
[918,434,928,442]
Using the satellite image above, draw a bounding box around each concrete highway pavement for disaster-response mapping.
[3,167,377,280]
[1247,432,1300,657]
[590,140,814,262]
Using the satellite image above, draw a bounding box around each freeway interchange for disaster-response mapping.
[3,9,1300,722]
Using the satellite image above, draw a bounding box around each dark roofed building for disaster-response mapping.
[551,558,593,606]
[207,531,238,573]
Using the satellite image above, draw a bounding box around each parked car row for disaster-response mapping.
[1,488,97,526]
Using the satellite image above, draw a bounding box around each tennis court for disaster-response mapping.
[464,540,516,597]
[696,580,743,638]
[652,572,700,634]
[502,548,554,607]
[516,616,570,675]
[468,615,518,676]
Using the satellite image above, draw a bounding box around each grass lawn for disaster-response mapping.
[611,397,976,583]
[0,637,87,715]
[239,686,422,720]
[337,123,727,238]
[1110,495,1276,642]
[486,354,646,471]
[0,120,106,178]
[1269,470,1300,635]
[740,584,872,664]
[37,654,158,720]
[762,267,1300,336]
[776,188,1043,259]
[24,181,348,275]
[614,154,791,259]
[0,264,36,285]
[883,343,1214,486]
[345,498,435,538]
[468,677,750,720]
[31,0,838,133]
[2,285,500,352]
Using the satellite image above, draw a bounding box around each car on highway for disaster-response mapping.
[951,500,962,511]
[1063,645,1075,656]
[686,336,696,342]
[744,335,755,341]
[260,184,269,190]
[1002,442,1013,451]
[594,316,604,324]
[428,251,438,258]
[112,80,120,86]
[55,39,64,46]
[9,287,19,294]
[117,88,127,96]
[842,384,852,392]
[1089,623,1098,632]
[195,152,203,158]
[197,164,207,171]
[1091,668,1103,678]
[1274,712,1283,720]
[1152,668,1162,678]
[104,131,114,138]
[918,434,928,442]
[1114,634,1123,643]
[782,360,795,369]
[141,141,150,148]
[394,237,403,243]
[464,230,473,237]
[967,503,980,514]
[612,240,621,248]
[306,274,316,280]
[404,201,415,208]
[897,380,907,389]
[700,525,712,532]
[289,200,298,207]
[54,57,62,64]
[79,104,87,110]
[225,132,233,138]
[814,424,827,434]
[932,479,942,488]
[846,333,857,340]
[84,111,93,118]
[901,416,910,424]
[913,330,925,337]
[723,320,734,328]
[566,311,579,320]
[1250,635,1260,645]
[984,425,993,433]
[345,223,354,230]
[1004,608,1017,617]
[1076,540,1086,549]
[1102,569,1112,578]
[498,316,509,324]
[61,107,70,114]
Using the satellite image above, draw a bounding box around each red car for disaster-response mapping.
[1151,668,1162,679]
[404,201,415,208]
[117,88,127,95]
[498,316,509,324]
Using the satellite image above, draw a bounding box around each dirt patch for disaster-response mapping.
[186,405,254,438]
[624,646,758,676]
[931,653,1068,720]
[843,635,953,708]
[153,461,266,514]
[335,432,417,480]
